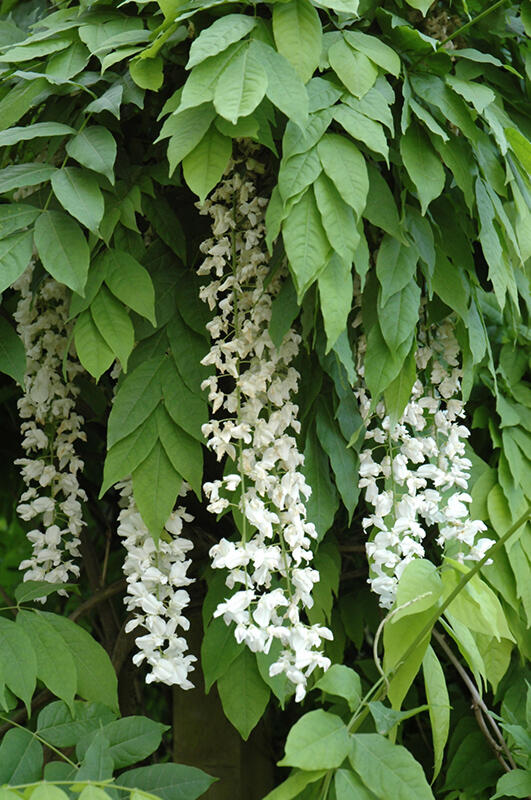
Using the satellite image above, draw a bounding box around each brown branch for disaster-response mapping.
[68,578,126,622]
[433,629,517,772]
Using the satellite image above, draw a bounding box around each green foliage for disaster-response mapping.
[0,0,529,797]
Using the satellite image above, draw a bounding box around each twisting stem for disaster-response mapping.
[432,629,516,772]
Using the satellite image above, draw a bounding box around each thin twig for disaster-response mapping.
[432,629,516,772]
[68,578,126,622]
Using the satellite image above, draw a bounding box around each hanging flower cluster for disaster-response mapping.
[197,151,332,702]
[13,267,87,593]
[357,319,494,609]
[117,479,197,688]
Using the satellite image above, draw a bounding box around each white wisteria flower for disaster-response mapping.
[197,150,332,702]
[14,267,87,595]
[117,479,197,689]
[357,318,494,609]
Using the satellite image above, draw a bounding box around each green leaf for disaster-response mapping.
[345,82,394,132]
[132,439,182,541]
[432,252,469,320]
[156,405,203,498]
[279,709,350,769]
[376,236,419,305]
[100,249,156,326]
[161,358,207,442]
[77,716,168,769]
[404,0,433,14]
[0,78,48,133]
[0,204,39,240]
[187,14,256,69]
[0,122,74,147]
[76,730,113,781]
[383,608,433,709]
[180,45,242,111]
[101,415,158,497]
[313,172,359,265]
[364,320,408,401]
[334,769,374,800]
[422,645,449,780]
[329,39,378,99]
[0,163,57,194]
[117,763,217,800]
[506,127,531,175]
[161,104,216,176]
[349,734,435,800]
[37,700,117,747]
[314,664,361,711]
[0,328,30,409]
[201,616,244,692]
[446,77,494,114]
[475,178,511,310]
[384,345,416,424]
[379,279,421,353]
[107,356,164,448]
[269,276,299,349]
[317,134,369,218]
[66,127,117,184]
[0,37,70,62]
[400,122,445,214]
[262,770,326,800]
[130,56,163,91]
[492,769,531,799]
[213,44,267,124]
[217,648,270,740]
[46,41,90,81]
[51,167,104,234]
[34,211,89,295]
[14,581,75,604]
[0,616,36,713]
[85,84,124,119]
[16,611,77,711]
[182,125,232,203]
[74,309,114,381]
[334,105,389,164]
[41,612,119,710]
[344,31,401,77]
[410,97,449,141]
[393,560,442,621]
[166,312,209,395]
[303,426,339,540]
[368,701,429,736]
[0,729,43,784]
[91,286,134,371]
[363,163,403,240]
[283,188,331,299]
[30,787,69,800]
[278,147,322,205]
[273,0,322,83]
[442,562,515,643]
[315,400,359,520]
[0,230,33,293]
[318,253,353,352]
[476,633,512,694]
[249,40,308,129]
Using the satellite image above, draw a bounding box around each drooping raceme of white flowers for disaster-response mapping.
[197,151,332,702]
[117,479,197,688]
[14,267,87,594]
[357,318,495,609]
